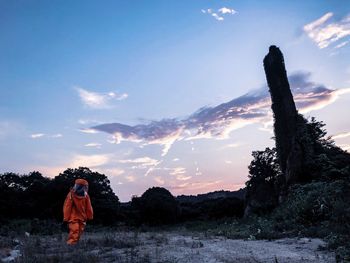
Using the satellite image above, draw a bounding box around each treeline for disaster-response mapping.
[0,167,244,226]
[0,168,120,225]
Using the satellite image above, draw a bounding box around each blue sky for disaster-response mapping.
[1,0,350,201]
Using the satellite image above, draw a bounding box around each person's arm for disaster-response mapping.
[63,191,73,222]
[86,194,93,220]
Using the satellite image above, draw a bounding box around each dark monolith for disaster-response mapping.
[263,45,303,184]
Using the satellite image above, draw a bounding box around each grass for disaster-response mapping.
[15,232,151,263]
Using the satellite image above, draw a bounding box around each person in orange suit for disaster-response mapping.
[63,178,93,245]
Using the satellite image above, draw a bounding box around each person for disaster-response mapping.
[63,178,93,245]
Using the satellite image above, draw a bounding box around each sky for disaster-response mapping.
[1,0,350,201]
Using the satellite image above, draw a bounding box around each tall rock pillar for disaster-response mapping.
[263,45,303,184]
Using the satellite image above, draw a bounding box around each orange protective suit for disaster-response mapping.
[63,179,93,245]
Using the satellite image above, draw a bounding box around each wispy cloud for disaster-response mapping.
[338,144,350,151]
[169,167,186,176]
[88,72,350,156]
[335,40,349,49]
[100,168,124,177]
[75,86,128,109]
[70,154,110,168]
[84,143,102,148]
[78,119,99,125]
[79,128,99,134]
[201,7,237,21]
[119,157,160,168]
[332,131,350,139]
[303,12,350,49]
[154,176,165,185]
[118,156,162,177]
[30,133,63,139]
[125,175,136,182]
[30,133,45,139]
[169,180,222,191]
[221,143,241,150]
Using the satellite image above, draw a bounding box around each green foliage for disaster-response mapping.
[270,180,350,261]
[272,181,350,228]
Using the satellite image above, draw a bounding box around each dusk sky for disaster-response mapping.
[1,0,350,201]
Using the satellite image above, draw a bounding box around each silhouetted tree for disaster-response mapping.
[246,147,281,188]
[0,167,120,225]
[50,167,120,224]
[0,172,50,221]
[132,187,179,225]
[244,147,281,216]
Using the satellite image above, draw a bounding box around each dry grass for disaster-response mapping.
[0,228,335,263]
[15,232,152,263]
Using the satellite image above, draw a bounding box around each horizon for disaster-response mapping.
[1,0,350,201]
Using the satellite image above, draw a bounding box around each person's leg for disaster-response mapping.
[67,222,79,245]
[78,221,86,240]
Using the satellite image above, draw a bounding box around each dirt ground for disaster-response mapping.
[1,231,335,262]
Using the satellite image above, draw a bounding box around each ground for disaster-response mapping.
[0,230,335,263]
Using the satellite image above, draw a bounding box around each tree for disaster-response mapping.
[132,187,179,225]
[50,167,120,224]
[0,172,50,221]
[246,147,281,188]
[244,147,282,216]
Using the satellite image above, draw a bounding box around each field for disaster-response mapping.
[0,227,335,263]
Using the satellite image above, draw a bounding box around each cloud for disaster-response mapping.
[332,131,350,139]
[78,119,99,125]
[79,128,99,134]
[169,167,186,176]
[51,134,63,138]
[303,12,350,49]
[169,180,222,191]
[201,7,237,21]
[100,168,124,177]
[31,165,66,178]
[84,143,102,148]
[218,7,237,15]
[212,13,224,21]
[154,176,165,185]
[221,143,241,150]
[31,133,45,139]
[75,86,128,109]
[30,133,63,139]
[338,144,350,151]
[125,175,136,182]
[176,174,192,181]
[88,72,349,156]
[334,40,349,49]
[118,156,162,177]
[70,154,110,168]
[119,157,160,168]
